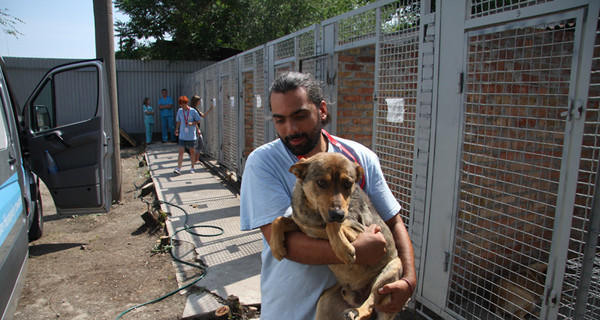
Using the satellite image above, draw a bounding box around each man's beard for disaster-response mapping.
[281,122,323,156]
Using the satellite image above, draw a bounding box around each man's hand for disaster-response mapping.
[352,224,387,266]
[376,279,413,313]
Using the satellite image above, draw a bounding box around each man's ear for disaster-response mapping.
[318,101,327,122]
[355,163,364,183]
[289,159,309,180]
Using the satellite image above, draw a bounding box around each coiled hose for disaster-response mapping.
[116,157,224,319]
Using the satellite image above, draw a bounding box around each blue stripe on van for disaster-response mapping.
[0,173,23,246]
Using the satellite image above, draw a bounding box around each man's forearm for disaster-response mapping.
[260,224,341,265]
[386,214,417,286]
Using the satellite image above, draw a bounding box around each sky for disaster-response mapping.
[1,1,128,59]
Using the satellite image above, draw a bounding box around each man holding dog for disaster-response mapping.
[240,71,416,319]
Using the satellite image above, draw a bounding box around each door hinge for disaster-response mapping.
[574,99,585,119]
[459,72,464,93]
[561,99,585,120]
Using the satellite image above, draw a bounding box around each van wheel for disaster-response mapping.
[28,190,43,242]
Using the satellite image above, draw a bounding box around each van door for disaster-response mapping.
[0,62,28,320]
[22,60,113,214]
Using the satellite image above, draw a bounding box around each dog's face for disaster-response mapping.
[289,152,364,223]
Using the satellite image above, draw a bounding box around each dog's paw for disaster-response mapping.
[270,242,287,261]
[342,308,360,320]
[340,247,356,265]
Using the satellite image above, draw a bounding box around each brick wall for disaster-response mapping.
[336,45,376,148]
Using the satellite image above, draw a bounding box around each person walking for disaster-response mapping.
[190,95,214,163]
[142,97,154,145]
[174,96,202,174]
[158,89,176,143]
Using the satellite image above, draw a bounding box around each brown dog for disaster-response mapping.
[270,152,403,320]
[492,262,547,319]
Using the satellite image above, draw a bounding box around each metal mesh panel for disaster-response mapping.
[274,37,295,61]
[243,52,253,69]
[374,0,421,226]
[558,17,600,320]
[253,49,265,149]
[337,9,377,46]
[470,0,554,19]
[380,0,421,36]
[205,67,219,158]
[220,60,238,171]
[297,30,316,59]
[448,20,575,319]
[299,55,327,85]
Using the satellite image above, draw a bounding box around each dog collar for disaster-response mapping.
[297,129,365,189]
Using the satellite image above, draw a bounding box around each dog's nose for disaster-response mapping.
[329,209,345,222]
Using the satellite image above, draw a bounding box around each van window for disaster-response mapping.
[0,84,9,151]
[31,66,100,132]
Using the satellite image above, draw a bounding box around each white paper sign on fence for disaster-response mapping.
[256,95,262,108]
[386,98,405,123]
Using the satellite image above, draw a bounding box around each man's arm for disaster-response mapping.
[260,222,388,265]
[377,214,416,313]
[159,99,173,110]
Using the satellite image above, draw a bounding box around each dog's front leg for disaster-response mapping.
[326,223,356,264]
[270,216,299,260]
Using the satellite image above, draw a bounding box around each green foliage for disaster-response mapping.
[114,0,376,60]
[0,8,24,39]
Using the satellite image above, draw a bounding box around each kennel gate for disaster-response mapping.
[204,66,219,158]
[218,58,239,173]
[374,0,423,228]
[421,1,600,319]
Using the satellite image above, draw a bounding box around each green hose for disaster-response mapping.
[116,166,225,319]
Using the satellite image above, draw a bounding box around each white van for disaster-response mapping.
[0,59,114,319]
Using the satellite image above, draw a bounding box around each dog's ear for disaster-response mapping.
[290,159,309,179]
[355,163,364,183]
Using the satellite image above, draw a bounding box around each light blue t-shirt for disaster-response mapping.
[239,134,401,320]
[175,108,201,141]
[158,96,174,117]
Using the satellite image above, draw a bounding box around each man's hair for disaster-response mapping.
[269,71,331,125]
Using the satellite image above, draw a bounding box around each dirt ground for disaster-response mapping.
[13,146,190,320]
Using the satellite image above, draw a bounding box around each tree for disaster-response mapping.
[1,8,24,39]
[114,0,375,60]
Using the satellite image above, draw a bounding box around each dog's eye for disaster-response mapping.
[316,180,328,188]
[343,181,353,189]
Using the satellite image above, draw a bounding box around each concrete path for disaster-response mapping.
[144,142,262,319]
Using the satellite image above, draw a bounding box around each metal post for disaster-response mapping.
[93,0,122,203]
[574,160,600,319]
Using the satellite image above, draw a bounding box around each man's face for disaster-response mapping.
[270,87,326,157]
[162,90,168,97]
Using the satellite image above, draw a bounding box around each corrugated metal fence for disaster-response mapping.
[4,57,213,135]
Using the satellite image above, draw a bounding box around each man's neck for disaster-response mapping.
[303,132,328,158]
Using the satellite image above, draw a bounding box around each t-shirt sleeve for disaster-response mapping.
[356,147,402,221]
[240,150,293,231]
